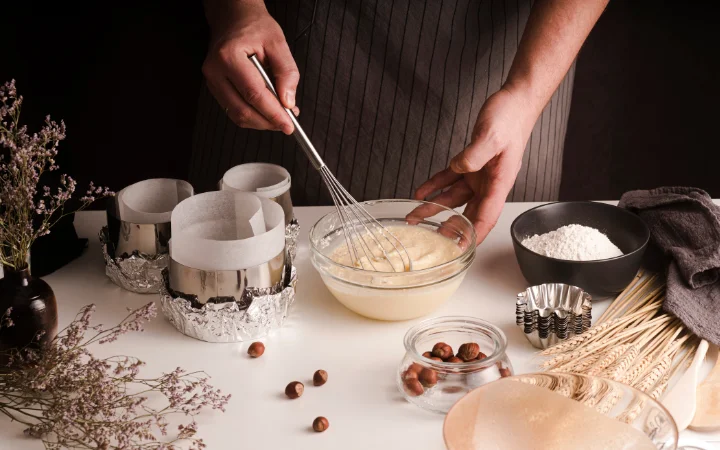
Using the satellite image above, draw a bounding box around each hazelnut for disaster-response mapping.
[432,342,454,360]
[457,343,480,361]
[406,363,424,375]
[312,416,329,432]
[422,351,433,359]
[499,367,511,378]
[247,342,265,358]
[476,351,488,361]
[430,357,444,362]
[432,342,447,352]
[446,356,464,363]
[313,369,328,386]
[403,378,424,396]
[419,368,438,387]
[403,370,419,381]
[285,381,304,399]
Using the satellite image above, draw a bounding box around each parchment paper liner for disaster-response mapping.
[100,178,193,293]
[516,283,592,349]
[218,163,298,259]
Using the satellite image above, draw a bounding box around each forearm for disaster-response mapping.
[504,0,608,119]
[204,0,267,30]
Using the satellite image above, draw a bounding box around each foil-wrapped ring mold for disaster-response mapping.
[167,251,285,306]
[107,178,194,256]
[285,218,300,261]
[161,256,296,343]
[218,163,298,259]
[100,226,169,294]
[102,179,194,293]
[219,163,294,226]
[516,283,592,349]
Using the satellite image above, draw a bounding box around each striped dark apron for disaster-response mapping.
[189,0,575,205]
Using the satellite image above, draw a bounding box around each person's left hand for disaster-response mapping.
[413,87,538,245]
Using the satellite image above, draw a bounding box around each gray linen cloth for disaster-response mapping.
[619,187,720,346]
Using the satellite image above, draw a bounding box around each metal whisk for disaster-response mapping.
[250,55,412,272]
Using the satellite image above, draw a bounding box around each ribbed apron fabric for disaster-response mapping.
[189,0,575,205]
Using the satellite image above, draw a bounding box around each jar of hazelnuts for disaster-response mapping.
[397,316,513,413]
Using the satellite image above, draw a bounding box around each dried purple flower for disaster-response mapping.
[0,302,229,449]
[0,80,114,270]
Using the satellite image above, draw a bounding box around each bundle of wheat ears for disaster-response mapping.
[539,271,699,402]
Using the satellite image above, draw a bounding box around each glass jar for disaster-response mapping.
[397,316,513,413]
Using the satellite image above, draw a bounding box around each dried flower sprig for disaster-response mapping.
[0,80,113,270]
[0,302,230,449]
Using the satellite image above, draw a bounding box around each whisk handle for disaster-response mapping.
[248,54,325,170]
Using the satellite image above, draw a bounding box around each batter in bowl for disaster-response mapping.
[319,224,469,320]
[328,225,462,273]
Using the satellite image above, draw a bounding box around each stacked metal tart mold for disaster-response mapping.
[516,283,592,349]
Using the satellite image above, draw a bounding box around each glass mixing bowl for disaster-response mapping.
[397,316,513,413]
[309,199,476,321]
[445,372,681,450]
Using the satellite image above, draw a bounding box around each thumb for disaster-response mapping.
[449,139,497,174]
[265,41,300,109]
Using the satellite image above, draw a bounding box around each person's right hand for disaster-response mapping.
[202,1,299,135]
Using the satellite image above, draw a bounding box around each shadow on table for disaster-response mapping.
[471,247,526,293]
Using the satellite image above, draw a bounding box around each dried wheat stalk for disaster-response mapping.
[538,272,700,404]
[634,355,672,393]
[602,345,640,380]
[552,353,602,373]
[619,355,654,384]
[587,344,633,376]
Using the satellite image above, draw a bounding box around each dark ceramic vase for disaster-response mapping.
[0,266,58,359]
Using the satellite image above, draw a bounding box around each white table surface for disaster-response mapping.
[1,203,719,450]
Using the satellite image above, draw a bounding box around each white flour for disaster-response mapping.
[521,224,623,261]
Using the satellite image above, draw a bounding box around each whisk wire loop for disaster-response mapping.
[250,54,413,273]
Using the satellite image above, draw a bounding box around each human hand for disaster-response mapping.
[202,1,299,134]
[413,88,538,245]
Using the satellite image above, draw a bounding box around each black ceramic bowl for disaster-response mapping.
[511,202,650,298]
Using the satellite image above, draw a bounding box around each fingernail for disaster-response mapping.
[292,106,300,116]
[286,91,295,108]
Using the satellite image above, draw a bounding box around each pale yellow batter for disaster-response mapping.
[328,225,461,273]
[320,225,468,321]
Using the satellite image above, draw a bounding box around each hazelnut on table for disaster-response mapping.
[285,381,304,399]
[313,416,329,432]
[247,342,265,358]
[313,370,328,386]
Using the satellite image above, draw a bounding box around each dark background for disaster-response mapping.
[1,1,718,204]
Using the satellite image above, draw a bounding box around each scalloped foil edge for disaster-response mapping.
[160,266,297,343]
[285,218,299,261]
[100,227,168,294]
